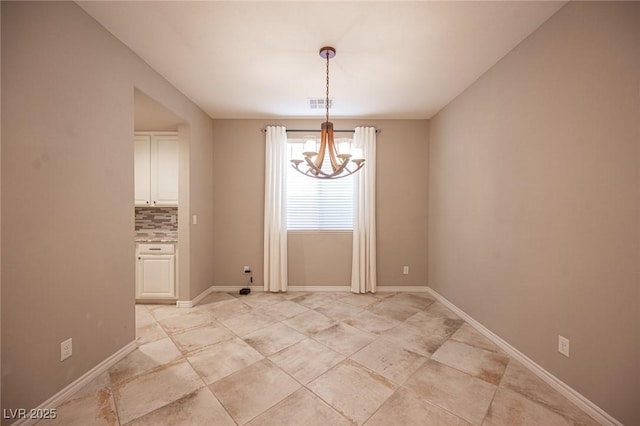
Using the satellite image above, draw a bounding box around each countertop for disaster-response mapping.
[135,230,178,243]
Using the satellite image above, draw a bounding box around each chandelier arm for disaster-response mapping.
[314,158,350,179]
[304,156,322,176]
[314,126,328,170]
[327,128,343,173]
[291,160,363,180]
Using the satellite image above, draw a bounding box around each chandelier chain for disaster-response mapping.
[325,50,330,123]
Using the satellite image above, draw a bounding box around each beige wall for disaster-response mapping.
[1,1,213,415]
[428,2,639,424]
[212,119,429,288]
[0,3,3,409]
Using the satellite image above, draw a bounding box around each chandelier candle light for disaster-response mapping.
[290,46,365,179]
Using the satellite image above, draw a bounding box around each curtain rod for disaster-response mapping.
[261,128,380,134]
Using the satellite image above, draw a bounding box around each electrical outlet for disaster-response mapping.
[558,335,570,357]
[61,338,73,361]
[403,266,409,275]
[243,266,251,273]
[192,215,197,225]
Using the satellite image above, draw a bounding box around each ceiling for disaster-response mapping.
[79,1,566,120]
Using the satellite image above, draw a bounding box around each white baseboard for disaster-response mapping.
[12,340,137,426]
[425,287,621,426]
[288,285,350,292]
[202,285,429,294]
[209,285,350,292]
[377,285,429,292]
[176,285,217,308]
[207,285,265,293]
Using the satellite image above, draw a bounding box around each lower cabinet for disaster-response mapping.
[136,243,176,299]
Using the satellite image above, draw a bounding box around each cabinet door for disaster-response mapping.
[151,135,179,206]
[136,254,176,299]
[134,135,152,206]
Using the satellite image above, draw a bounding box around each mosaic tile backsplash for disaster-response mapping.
[135,207,178,231]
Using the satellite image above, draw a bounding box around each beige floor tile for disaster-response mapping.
[314,301,364,321]
[244,322,307,356]
[403,310,464,336]
[123,387,235,426]
[338,293,379,308]
[109,337,182,384]
[220,311,278,336]
[343,310,401,334]
[147,304,182,321]
[367,298,420,321]
[280,291,311,300]
[365,387,473,426]
[404,359,497,425]
[307,359,396,425]
[187,337,264,384]
[246,388,351,426]
[39,388,117,426]
[209,359,300,425]
[157,309,215,334]
[290,292,340,309]
[406,291,435,299]
[500,361,600,425]
[283,309,336,335]
[484,387,573,426]
[39,295,598,426]
[195,291,237,307]
[431,340,509,385]
[72,371,111,400]
[171,323,235,354]
[384,293,435,310]
[269,338,345,384]
[114,360,204,424]
[450,323,501,353]
[371,292,397,299]
[423,301,462,320]
[379,323,448,357]
[207,299,253,321]
[240,292,287,308]
[135,306,157,327]
[312,323,376,356]
[350,339,426,385]
[254,300,309,321]
[136,321,168,345]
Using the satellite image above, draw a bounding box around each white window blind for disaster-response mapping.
[287,138,353,230]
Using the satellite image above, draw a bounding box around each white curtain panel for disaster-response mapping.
[351,127,377,293]
[264,126,288,292]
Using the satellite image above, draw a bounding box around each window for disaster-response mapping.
[287,138,353,230]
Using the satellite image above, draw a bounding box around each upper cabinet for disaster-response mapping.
[135,132,179,206]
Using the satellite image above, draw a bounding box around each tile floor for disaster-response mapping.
[41,291,600,425]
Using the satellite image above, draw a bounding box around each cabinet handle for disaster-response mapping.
[138,256,141,260]
[146,201,149,205]
[149,248,161,251]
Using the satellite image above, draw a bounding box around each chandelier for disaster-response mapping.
[290,46,365,179]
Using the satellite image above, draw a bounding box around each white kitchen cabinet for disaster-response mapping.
[135,132,178,206]
[136,243,176,299]
[134,135,152,205]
